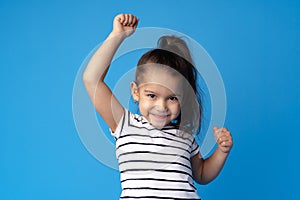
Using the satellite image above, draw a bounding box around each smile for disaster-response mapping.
[151,113,170,120]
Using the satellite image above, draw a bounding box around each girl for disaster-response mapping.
[83,14,233,199]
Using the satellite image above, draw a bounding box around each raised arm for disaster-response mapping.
[191,127,233,184]
[83,14,139,132]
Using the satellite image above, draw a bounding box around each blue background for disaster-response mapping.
[1,0,299,199]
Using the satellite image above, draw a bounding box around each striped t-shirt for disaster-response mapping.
[111,109,201,200]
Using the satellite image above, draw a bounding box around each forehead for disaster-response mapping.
[139,67,183,94]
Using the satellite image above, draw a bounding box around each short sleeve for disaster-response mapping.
[109,108,127,139]
[190,138,200,157]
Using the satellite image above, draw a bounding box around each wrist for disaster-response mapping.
[216,147,230,157]
[108,31,128,41]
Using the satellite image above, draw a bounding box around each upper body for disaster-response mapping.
[83,13,233,199]
[113,109,201,199]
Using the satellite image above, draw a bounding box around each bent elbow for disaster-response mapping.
[83,71,105,86]
[197,179,212,185]
[83,72,97,86]
[82,71,92,84]
[193,171,213,185]
[193,176,212,185]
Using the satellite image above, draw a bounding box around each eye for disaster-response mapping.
[146,94,156,99]
[169,96,178,102]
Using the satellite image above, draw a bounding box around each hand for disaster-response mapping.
[111,13,139,37]
[213,126,233,154]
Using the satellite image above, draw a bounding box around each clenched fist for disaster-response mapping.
[213,126,233,153]
[111,13,139,37]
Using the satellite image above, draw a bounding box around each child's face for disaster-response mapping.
[131,68,183,129]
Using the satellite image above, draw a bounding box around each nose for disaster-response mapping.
[155,99,167,112]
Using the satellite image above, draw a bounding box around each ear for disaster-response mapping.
[130,82,139,102]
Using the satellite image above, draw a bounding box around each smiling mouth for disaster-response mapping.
[151,113,170,120]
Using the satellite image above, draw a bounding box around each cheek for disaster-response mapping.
[169,103,181,114]
[138,99,152,112]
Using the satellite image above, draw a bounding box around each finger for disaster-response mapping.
[125,14,131,25]
[221,127,228,132]
[218,127,228,134]
[117,14,125,23]
[223,130,231,138]
[213,126,218,132]
[133,17,140,28]
[221,141,227,147]
[127,14,133,26]
[217,135,231,144]
[217,135,224,144]
[221,140,233,148]
[131,16,137,26]
[213,126,220,136]
[221,136,233,146]
[219,139,228,147]
[219,131,230,138]
[217,136,225,144]
[124,14,130,25]
[224,131,232,141]
[217,137,221,144]
[219,128,231,137]
[213,126,222,140]
[220,145,231,153]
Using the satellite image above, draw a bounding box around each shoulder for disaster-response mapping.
[112,109,149,138]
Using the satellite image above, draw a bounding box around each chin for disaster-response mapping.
[150,121,170,129]
[152,124,165,129]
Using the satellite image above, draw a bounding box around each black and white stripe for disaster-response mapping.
[112,109,201,200]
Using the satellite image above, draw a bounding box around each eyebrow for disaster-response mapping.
[143,89,181,97]
[144,89,155,93]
